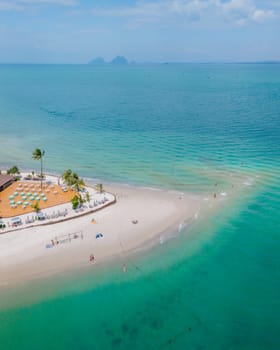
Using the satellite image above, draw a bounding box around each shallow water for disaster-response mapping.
[0,63,279,349]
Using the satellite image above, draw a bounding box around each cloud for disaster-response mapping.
[90,1,210,19]
[0,1,23,10]
[217,0,277,24]
[0,0,277,25]
[18,0,78,5]
[0,0,78,10]
[90,3,161,18]
[250,8,276,22]
[88,0,278,25]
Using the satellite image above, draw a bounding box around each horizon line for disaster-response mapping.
[0,60,279,65]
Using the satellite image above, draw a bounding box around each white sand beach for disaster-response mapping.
[0,183,201,286]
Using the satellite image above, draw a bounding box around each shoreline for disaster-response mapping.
[0,180,202,287]
[1,164,200,195]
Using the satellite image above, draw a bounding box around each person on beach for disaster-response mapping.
[89,254,95,262]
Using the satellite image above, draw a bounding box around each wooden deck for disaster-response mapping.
[0,181,76,218]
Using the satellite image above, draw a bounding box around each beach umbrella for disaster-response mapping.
[34,193,38,196]
[30,196,34,201]
[36,197,40,201]
[14,191,18,196]
[21,192,25,196]
[24,201,29,206]
[17,201,22,205]
[10,200,15,204]
[27,192,32,196]
[22,196,27,200]
[40,193,45,197]
[9,195,14,199]
[43,197,47,201]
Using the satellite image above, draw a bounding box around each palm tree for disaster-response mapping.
[62,169,72,184]
[32,148,45,188]
[74,178,85,192]
[62,169,85,192]
[31,201,40,213]
[85,191,91,204]
[95,183,104,193]
[7,165,20,175]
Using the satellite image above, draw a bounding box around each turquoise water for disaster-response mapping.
[0,63,279,349]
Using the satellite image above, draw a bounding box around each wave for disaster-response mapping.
[243,178,255,186]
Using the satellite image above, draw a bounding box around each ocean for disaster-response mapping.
[0,63,279,349]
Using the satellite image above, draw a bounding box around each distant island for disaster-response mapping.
[88,57,106,65]
[89,56,129,65]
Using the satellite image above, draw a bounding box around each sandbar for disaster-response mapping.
[0,183,201,286]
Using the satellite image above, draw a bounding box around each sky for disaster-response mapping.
[0,0,279,63]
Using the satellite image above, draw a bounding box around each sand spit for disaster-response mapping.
[0,183,201,286]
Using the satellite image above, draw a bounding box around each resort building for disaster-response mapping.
[0,175,14,192]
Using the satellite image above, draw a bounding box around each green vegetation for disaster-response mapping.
[7,166,20,175]
[71,195,79,209]
[71,194,84,209]
[85,191,91,203]
[32,148,45,188]
[62,169,85,192]
[95,183,104,193]
[31,201,40,213]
